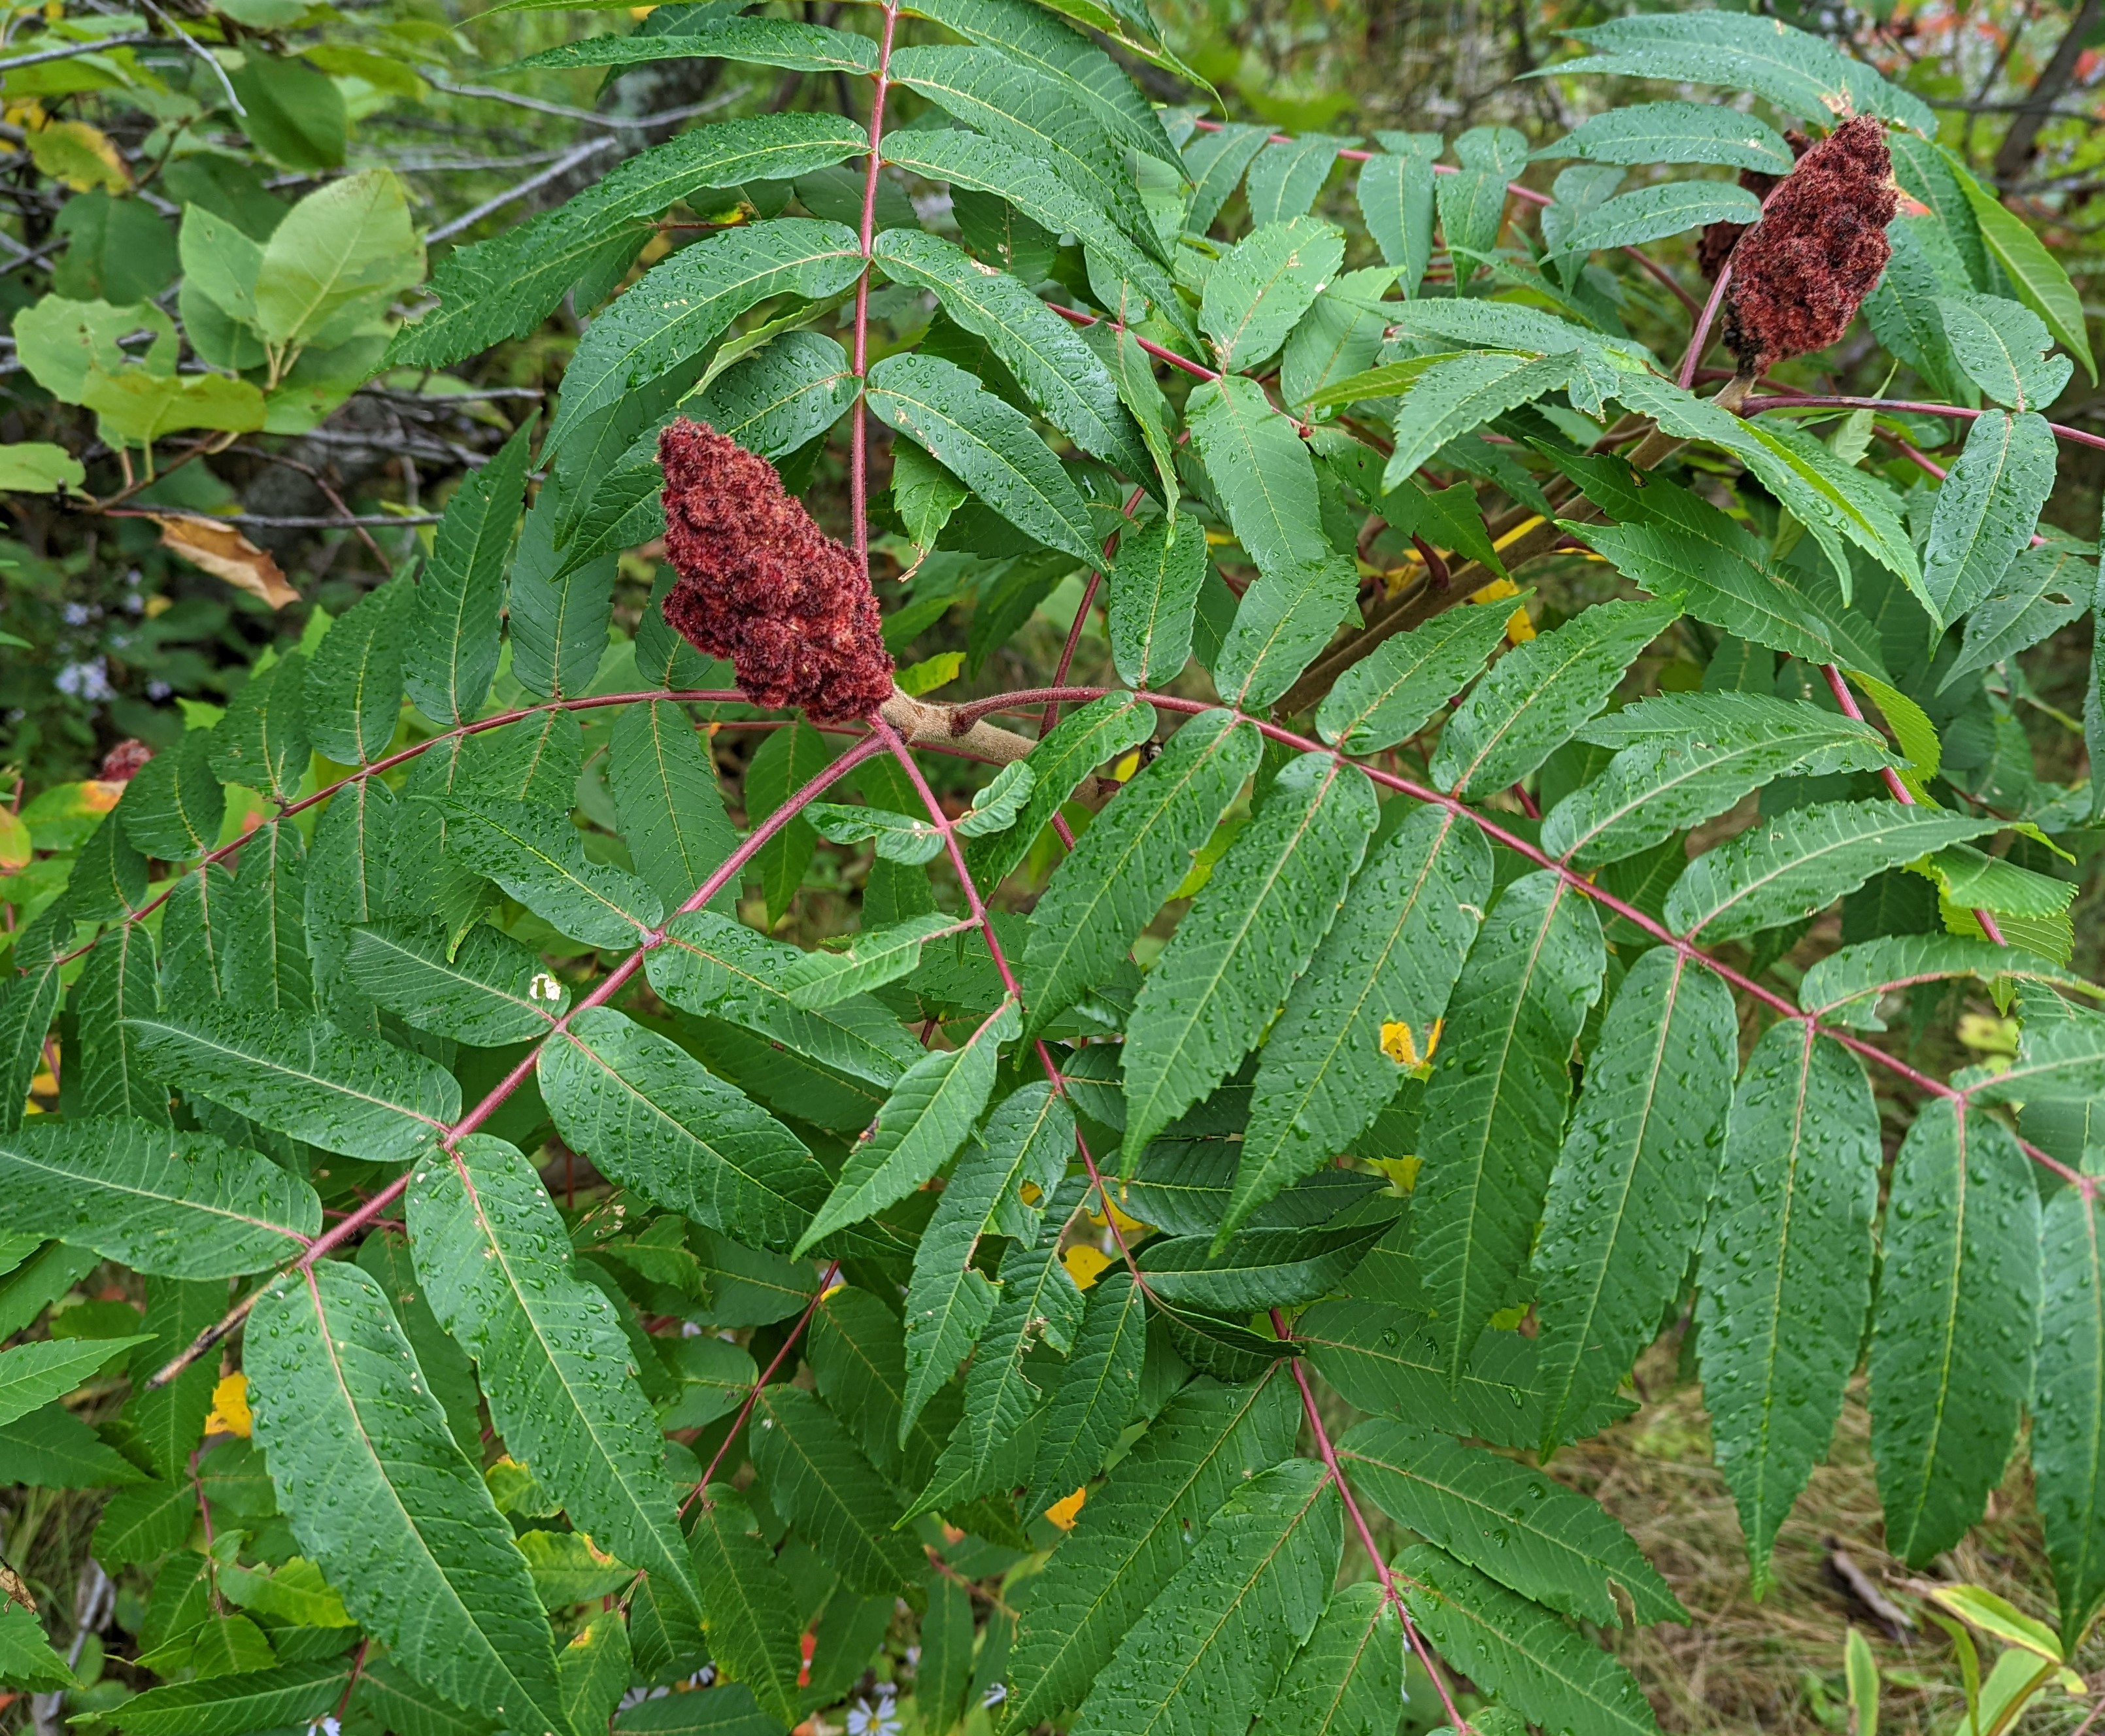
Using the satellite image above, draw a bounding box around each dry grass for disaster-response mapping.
[1549,1336,2103,1736]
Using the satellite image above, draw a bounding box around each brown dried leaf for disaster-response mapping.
[147,514,297,609]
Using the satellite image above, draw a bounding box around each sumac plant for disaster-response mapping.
[3,5,2104,1734]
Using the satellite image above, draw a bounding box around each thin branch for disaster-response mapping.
[852,0,901,571]
[688,1260,842,1509]
[424,137,621,244]
[1739,394,2105,455]
[0,31,152,72]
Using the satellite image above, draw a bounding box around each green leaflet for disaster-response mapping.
[1028,1270,1148,1512]
[1430,597,1676,797]
[1543,100,1793,172]
[1397,1544,1662,1736]
[443,795,663,949]
[1122,752,1376,1167]
[647,909,922,1088]
[907,1237,1085,1518]
[507,482,615,699]
[1356,137,1438,296]
[0,1599,76,1691]
[1300,1297,1634,1452]
[246,1261,567,1735]
[1108,514,1208,690]
[548,218,865,459]
[865,350,1096,563]
[1315,598,1519,754]
[1383,352,1574,491]
[403,420,533,729]
[2030,1173,2105,1646]
[0,1117,318,1278]
[390,115,867,367]
[693,329,858,460]
[305,776,395,1017]
[69,809,149,925]
[1553,12,1932,131]
[793,1001,1017,1256]
[1543,696,1892,868]
[609,701,740,917]
[345,920,564,1046]
[1246,134,1355,225]
[1974,992,2105,1105]
[1200,218,1345,373]
[407,1133,701,1622]
[783,914,964,1009]
[809,1285,949,1490]
[1342,1419,1680,1625]
[1696,1022,1879,1596]
[1069,1458,1341,1736]
[1664,799,1999,943]
[0,1334,150,1428]
[1281,266,1394,410]
[127,1007,459,1163]
[122,729,224,862]
[1920,410,2057,627]
[73,924,168,1124]
[1022,710,1259,1031]
[1079,314,1181,507]
[870,228,1154,486]
[1232,804,1489,1237]
[1138,1218,1389,1310]
[305,578,410,766]
[1434,165,1507,270]
[901,1081,1071,1433]
[1610,369,1919,597]
[686,1489,804,1726]
[1256,1579,1402,1736]
[1867,1098,2040,1568]
[1945,151,2097,385]
[539,1006,830,1252]
[885,45,1162,265]
[111,1660,356,1736]
[1531,949,1737,1453]
[747,1383,925,1602]
[224,818,311,1014]
[901,0,1181,168]
[210,651,309,803]
[0,1399,146,1489]
[1557,180,1758,256]
[615,1683,781,1735]
[126,1278,221,1480]
[1415,871,1604,1389]
[1799,934,2093,1030]
[879,129,1189,344]
[501,18,879,75]
[1937,292,2072,412]
[1186,376,1359,709]
[1007,1375,1302,1726]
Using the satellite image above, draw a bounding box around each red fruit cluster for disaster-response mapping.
[658,419,894,723]
[1722,114,1898,375]
[1696,131,1808,281]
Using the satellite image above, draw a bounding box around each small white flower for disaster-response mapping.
[847,1687,902,1736]
[529,971,563,1003]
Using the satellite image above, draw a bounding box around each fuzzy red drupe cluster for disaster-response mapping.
[658,418,894,723]
[1721,114,1898,375]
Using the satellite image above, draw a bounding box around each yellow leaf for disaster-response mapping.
[1062,1244,1113,1292]
[1504,607,1535,644]
[1087,1191,1150,1235]
[148,516,299,610]
[1369,1155,1421,1192]
[27,119,129,193]
[207,1373,252,1437]
[1379,1018,1441,1071]
[1043,1486,1087,1530]
[0,808,31,874]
